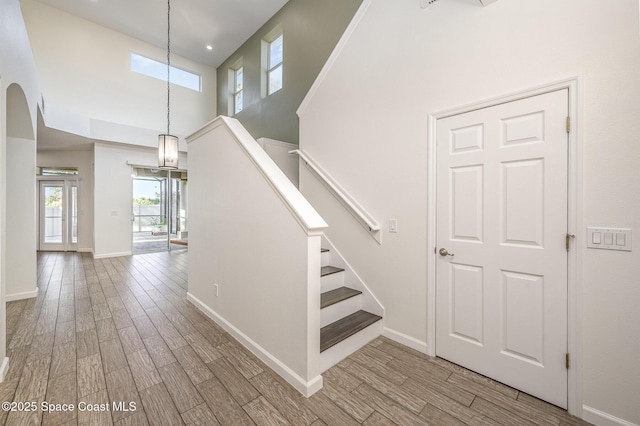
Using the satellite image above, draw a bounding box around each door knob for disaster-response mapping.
[439,248,454,257]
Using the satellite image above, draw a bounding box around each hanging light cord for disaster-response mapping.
[166,0,171,135]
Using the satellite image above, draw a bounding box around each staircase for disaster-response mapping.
[319,239,383,372]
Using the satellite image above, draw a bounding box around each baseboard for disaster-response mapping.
[78,248,94,254]
[383,327,428,354]
[186,292,323,397]
[0,357,9,382]
[582,406,638,426]
[6,288,38,302]
[93,251,132,259]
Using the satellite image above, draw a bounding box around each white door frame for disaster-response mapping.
[426,77,583,416]
[38,176,79,251]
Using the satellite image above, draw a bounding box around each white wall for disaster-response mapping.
[0,0,42,378]
[298,0,640,424]
[93,143,187,258]
[257,138,300,187]
[6,137,36,300]
[37,149,94,252]
[187,117,326,396]
[20,0,216,141]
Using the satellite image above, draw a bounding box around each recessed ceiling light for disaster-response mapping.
[206,45,213,51]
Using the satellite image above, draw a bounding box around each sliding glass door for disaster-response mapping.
[39,179,78,251]
[132,167,188,253]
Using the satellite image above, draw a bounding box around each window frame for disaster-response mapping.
[234,66,244,115]
[130,52,201,92]
[261,26,284,98]
[266,33,283,95]
[227,59,244,116]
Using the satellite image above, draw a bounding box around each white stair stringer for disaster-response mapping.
[320,235,384,372]
[321,235,384,318]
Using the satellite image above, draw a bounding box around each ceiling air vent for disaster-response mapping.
[420,0,439,9]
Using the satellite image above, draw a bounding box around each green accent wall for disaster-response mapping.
[216,0,363,144]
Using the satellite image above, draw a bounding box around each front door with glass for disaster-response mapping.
[39,179,78,251]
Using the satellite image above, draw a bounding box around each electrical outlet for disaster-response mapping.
[214,283,219,297]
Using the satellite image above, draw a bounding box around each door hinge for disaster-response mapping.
[565,234,575,251]
[566,353,570,369]
[566,116,571,133]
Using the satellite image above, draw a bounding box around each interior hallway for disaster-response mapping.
[0,251,591,425]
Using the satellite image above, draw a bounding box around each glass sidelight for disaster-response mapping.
[39,179,78,251]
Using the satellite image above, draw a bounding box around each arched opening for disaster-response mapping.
[5,83,37,303]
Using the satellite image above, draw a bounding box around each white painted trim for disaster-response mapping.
[479,0,498,6]
[426,114,437,358]
[77,248,93,253]
[186,116,327,235]
[296,0,374,117]
[426,77,583,417]
[6,288,38,302]
[567,77,584,418]
[0,357,9,382]
[186,292,323,397]
[383,327,428,354]
[582,406,638,426]
[93,251,132,259]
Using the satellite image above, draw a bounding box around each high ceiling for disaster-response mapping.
[33,0,289,67]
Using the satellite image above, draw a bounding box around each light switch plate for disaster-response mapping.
[587,227,632,251]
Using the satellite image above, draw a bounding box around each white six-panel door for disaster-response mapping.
[436,89,569,408]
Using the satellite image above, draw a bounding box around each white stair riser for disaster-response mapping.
[320,320,383,372]
[321,251,331,267]
[321,272,344,292]
[320,294,362,328]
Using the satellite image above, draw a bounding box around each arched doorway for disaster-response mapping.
[5,85,37,301]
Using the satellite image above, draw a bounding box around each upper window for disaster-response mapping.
[266,33,283,95]
[130,52,201,92]
[233,66,244,114]
[39,167,79,176]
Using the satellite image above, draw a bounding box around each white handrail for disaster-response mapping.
[290,149,380,233]
[187,117,328,234]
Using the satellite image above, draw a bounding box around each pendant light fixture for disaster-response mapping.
[158,0,179,169]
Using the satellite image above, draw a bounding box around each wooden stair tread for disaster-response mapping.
[320,310,382,352]
[321,287,362,309]
[321,265,344,277]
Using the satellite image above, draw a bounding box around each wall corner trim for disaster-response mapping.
[296,0,374,117]
[186,292,323,397]
[582,405,638,426]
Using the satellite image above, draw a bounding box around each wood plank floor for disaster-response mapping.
[0,251,591,425]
